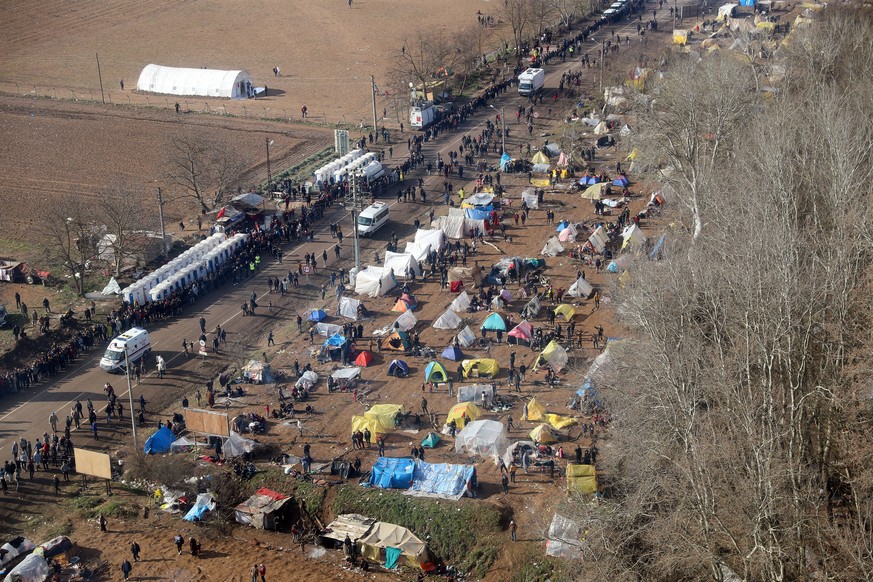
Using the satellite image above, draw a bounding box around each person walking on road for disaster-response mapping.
[199,317,207,334]
[267,331,274,346]
[174,534,184,555]
[121,559,132,581]
[131,541,141,561]
[510,520,517,541]
[49,411,58,433]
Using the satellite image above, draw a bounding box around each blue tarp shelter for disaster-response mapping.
[407,461,476,500]
[556,220,570,231]
[424,361,448,382]
[324,333,347,347]
[183,493,216,522]
[388,359,410,377]
[481,312,507,332]
[649,234,666,259]
[465,208,493,221]
[144,426,175,454]
[440,346,464,361]
[308,309,327,322]
[369,457,415,489]
[739,0,755,5]
[499,152,513,171]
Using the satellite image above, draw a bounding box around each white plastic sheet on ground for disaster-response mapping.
[450,291,471,312]
[455,325,476,348]
[567,276,593,298]
[331,367,361,381]
[354,266,397,297]
[521,188,539,209]
[541,236,565,257]
[433,309,463,330]
[546,513,585,559]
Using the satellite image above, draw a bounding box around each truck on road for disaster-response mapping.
[518,68,545,97]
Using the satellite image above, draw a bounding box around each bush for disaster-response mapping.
[331,486,502,576]
[98,499,139,519]
[69,495,104,518]
[123,452,196,492]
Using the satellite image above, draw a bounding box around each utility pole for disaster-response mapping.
[124,348,138,447]
[599,41,605,95]
[350,173,362,270]
[371,76,379,141]
[156,187,169,256]
[265,138,273,194]
[95,53,105,104]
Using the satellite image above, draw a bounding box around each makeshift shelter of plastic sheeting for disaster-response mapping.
[315,322,343,337]
[223,431,256,458]
[567,464,598,494]
[407,460,476,500]
[2,552,49,582]
[170,436,196,453]
[354,266,397,297]
[450,291,471,312]
[455,325,476,348]
[566,276,593,298]
[558,223,577,242]
[508,320,534,344]
[521,188,539,209]
[338,296,362,320]
[144,425,175,454]
[432,309,462,330]
[454,419,509,462]
[368,457,416,489]
[183,493,217,522]
[234,488,294,530]
[457,384,495,407]
[587,226,609,253]
[621,224,647,251]
[295,370,319,389]
[533,339,569,371]
[502,440,538,468]
[391,310,417,332]
[413,228,447,252]
[541,236,565,257]
[242,360,272,384]
[546,513,586,559]
[364,404,404,432]
[331,367,361,382]
[358,521,431,570]
[0,537,36,568]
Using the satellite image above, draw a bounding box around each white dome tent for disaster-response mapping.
[136,64,253,99]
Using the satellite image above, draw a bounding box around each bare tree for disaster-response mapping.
[501,0,533,55]
[165,135,249,213]
[97,184,151,276]
[39,194,96,296]
[395,30,453,102]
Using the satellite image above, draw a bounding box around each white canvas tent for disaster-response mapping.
[436,215,466,239]
[433,309,463,330]
[404,241,431,263]
[542,236,565,257]
[338,296,362,320]
[101,277,122,296]
[588,226,609,253]
[295,370,319,389]
[414,228,447,251]
[2,552,49,582]
[450,291,471,312]
[223,431,256,458]
[567,276,594,298]
[454,419,508,461]
[136,64,253,99]
[383,251,419,279]
[455,325,476,348]
[354,266,397,297]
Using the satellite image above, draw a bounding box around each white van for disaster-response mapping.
[100,327,151,372]
[357,202,390,237]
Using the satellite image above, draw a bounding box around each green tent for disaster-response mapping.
[421,432,442,448]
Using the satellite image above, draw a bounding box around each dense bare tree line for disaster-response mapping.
[576,8,873,581]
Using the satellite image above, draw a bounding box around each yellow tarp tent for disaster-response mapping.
[530,178,551,188]
[547,414,578,430]
[567,464,597,494]
[364,404,404,432]
[581,183,608,200]
[530,151,550,165]
[359,521,428,569]
[554,304,576,321]
[526,398,547,421]
[532,339,569,372]
[530,423,560,444]
[674,29,688,45]
[462,358,500,378]
[447,402,482,428]
[352,415,388,435]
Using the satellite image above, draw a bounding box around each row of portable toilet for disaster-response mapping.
[333,152,379,182]
[314,149,363,184]
[120,233,249,305]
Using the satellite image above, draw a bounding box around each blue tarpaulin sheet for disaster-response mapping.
[465,208,493,221]
[324,333,347,347]
[369,457,415,489]
[407,461,475,500]
[385,546,402,569]
[143,426,175,454]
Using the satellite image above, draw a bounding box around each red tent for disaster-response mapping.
[354,351,374,367]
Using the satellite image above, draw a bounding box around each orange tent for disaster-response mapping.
[354,351,374,367]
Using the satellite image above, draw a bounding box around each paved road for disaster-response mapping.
[0,4,655,455]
